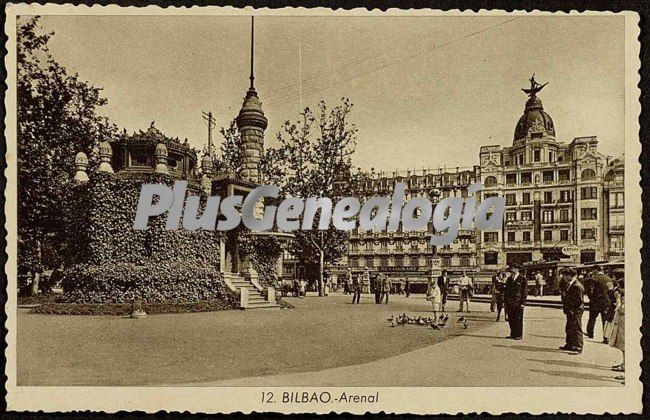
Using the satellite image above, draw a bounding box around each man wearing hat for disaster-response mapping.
[585,265,612,341]
[559,268,584,354]
[504,265,527,340]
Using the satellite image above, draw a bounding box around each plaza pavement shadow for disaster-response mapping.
[529,369,621,384]
[449,333,510,339]
[493,344,563,353]
[530,334,565,340]
[527,358,611,371]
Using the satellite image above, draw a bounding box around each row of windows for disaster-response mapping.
[507,149,563,167]
[501,229,583,243]
[503,188,597,206]
[485,168,596,188]
[485,228,599,243]
[504,209,574,223]
[350,241,428,251]
[348,256,473,268]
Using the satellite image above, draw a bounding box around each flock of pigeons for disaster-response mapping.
[388,314,469,330]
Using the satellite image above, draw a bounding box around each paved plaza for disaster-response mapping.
[17,294,623,387]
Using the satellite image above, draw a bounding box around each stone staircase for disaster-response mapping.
[224,273,279,310]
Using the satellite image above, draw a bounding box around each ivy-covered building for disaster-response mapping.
[63,22,284,309]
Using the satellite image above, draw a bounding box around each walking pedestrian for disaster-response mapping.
[609,281,625,383]
[380,275,392,304]
[457,271,473,312]
[493,272,507,321]
[437,270,450,313]
[299,278,306,298]
[559,268,584,354]
[323,276,330,296]
[490,271,500,312]
[535,271,546,297]
[504,266,527,340]
[351,274,362,304]
[585,265,612,341]
[404,278,411,298]
[374,274,382,304]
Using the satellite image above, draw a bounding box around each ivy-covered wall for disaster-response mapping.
[238,233,283,286]
[61,172,226,303]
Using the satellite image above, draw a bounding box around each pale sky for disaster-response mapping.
[34,14,625,171]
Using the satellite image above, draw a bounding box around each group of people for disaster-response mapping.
[280,278,307,298]
[558,265,625,382]
[372,273,392,304]
[423,270,474,319]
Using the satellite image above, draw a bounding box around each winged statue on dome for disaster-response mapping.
[522,74,548,96]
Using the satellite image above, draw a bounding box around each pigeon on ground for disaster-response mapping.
[388,315,394,322]
[390,319,395,327]
[431,323,441,330]
[438,317,448,328]
[457,316,465,322]
[462,319,468,329]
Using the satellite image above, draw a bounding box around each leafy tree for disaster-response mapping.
[17,17,116,295]
[211,120,242,175]
[271,99,370,296]
[212,99,369,296]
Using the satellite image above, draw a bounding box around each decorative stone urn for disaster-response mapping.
[74,152,89,183]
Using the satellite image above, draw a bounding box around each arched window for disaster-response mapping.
[484,176,497,187]
[581,169,596,180]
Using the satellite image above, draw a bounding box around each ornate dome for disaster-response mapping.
[514,95,555,143]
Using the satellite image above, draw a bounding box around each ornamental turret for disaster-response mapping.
[236,16,267,184]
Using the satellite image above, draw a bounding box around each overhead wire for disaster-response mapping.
[266,17,521,109]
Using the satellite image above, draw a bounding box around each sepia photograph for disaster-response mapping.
[3,4,643,414]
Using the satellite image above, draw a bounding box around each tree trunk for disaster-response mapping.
[30,238,43,296]
[318,250,324,297]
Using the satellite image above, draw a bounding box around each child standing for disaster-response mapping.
[427,280,442,320]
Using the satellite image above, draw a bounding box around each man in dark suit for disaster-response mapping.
[560,268,585,354]
[351,274,362,304]
[437,270,450,313]
[504,266,527,340]
[585,265,612,340]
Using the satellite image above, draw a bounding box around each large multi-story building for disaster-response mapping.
[477,78,618,268]
[338,76,624,282]
[345,167,478,282]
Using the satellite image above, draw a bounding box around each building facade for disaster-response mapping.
[341,77,624,280]
[346,167,479,282]
[477,79,617,268]
[603,157,625,262]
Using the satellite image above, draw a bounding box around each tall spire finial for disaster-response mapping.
[249,16,255,89]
